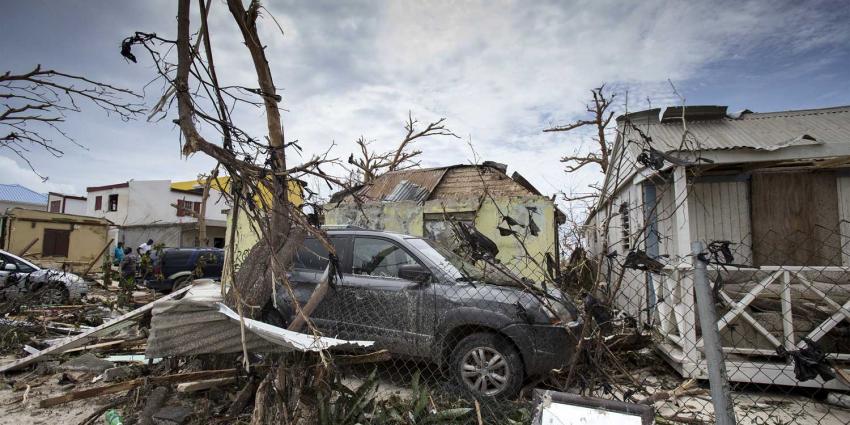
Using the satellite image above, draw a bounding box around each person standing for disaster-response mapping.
[113,242,125,266]
[138,239,154,256]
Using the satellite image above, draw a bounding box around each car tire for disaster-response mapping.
[450,332,524,398]
[172,276,193,292]
[36,282,69,305]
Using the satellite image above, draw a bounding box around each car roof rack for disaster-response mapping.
[320,224,368,231]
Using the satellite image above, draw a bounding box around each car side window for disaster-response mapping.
[0,253,35,273]
[352,238,418,279]
[294,238,330,271]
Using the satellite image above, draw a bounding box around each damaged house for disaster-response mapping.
[585,105,850,389]
[325,163,565,281]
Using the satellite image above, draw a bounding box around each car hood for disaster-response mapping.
[28,269,84,285]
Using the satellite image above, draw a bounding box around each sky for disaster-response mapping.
[2,0,849,204]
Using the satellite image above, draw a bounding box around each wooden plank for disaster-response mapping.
[39,368,239,408]
[751,171,841,266]
[780,271,796,351]
[176,377,237,393]
[672,166,691,260]
[0,285,192,373]
[715,271,781,332]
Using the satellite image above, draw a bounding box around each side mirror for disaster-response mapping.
[398,264,431,283]
[3,263,17,272]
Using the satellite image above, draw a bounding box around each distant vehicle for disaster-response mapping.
[0,249,88,304]
[148,248,224,292]
[271,228,581,398]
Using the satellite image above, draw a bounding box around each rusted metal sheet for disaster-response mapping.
[357,167,449,201]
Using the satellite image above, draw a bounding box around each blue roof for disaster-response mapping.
[0,184,48,205]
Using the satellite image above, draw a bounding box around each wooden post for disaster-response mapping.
[82,238,114,277]
[16,238,39,256]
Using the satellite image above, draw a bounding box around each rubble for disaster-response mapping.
[58,353,114,373]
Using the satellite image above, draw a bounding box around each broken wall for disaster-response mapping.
[324,195,559,281]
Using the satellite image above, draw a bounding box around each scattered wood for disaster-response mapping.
[38,368,240,408]
[79,397,127,425]
[63,339,127,353]
[334,349,391,366]
[474,399,483,425]
[0,285,191,373]
[176,376,237,393]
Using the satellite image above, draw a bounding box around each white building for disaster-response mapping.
[86,179,228,249]
[585,105,850,390]
[47,192,88,215]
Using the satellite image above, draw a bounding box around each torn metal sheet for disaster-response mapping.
[145,280,372,358]
[215,302,373,351]
[532,390,654,425]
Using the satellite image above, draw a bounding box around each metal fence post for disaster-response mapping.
[691,240,737,425]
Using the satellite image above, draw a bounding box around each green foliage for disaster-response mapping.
[102,253,113,287]
[317,370,472,425]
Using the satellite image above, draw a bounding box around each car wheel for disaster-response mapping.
[172,276,193,292]
[37,283,69,305]
[450,332,524,398]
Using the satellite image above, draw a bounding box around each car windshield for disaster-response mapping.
[406,238,518,285]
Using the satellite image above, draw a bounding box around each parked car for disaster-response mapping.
[270,228,581,398]
[147,248,224,292]
[0,249,88,304]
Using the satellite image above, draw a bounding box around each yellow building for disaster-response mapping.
[0,208,111,272]
[324,163,565,281]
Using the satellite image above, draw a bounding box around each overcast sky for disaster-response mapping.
[2,0,849,204]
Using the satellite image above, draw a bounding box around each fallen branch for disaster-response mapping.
[639,379,701,405]
[334,349,391,366]
[176,376,237,393]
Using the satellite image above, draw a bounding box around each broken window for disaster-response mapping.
[108,194,119,212]
[352,237,419,278]
[619,202,631,250]
[423,211,476,251]
[42,228,71,257]
[94,196,102,211]
[49,200,61,213]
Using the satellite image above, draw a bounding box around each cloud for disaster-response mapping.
[1,0,848,203]
[0,156,77,195]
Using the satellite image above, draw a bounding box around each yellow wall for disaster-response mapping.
[324,195,559,281]
[2,208,109,271]
[220,180,305,284]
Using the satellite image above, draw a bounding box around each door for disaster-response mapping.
[286,236,352,335]
[341,237,427,356]
[751,171,842,266]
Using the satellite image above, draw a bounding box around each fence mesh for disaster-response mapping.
[278,204,850,423]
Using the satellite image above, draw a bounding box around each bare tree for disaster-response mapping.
[544,85,616,175]
[0,65,143,179]
[347,111,458,183]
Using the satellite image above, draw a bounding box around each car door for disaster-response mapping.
[340,236,426,356]
[283,236,352,336]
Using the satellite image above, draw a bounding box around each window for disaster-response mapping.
[108,194,119,212]
[294,238,332,270]
[176,199,202,217]
[619,202,631,251]
[0,253,37,273]
[94,196,102,211]
[49,200,61,213]
[43,229,71,257]
[352,238,419,278]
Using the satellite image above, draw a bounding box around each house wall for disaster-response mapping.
[87,185,131,224]
[324,195,559,281]
[0,201,46,212]
[1,208,109,271]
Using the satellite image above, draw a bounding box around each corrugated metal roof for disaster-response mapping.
[620,105,850,153]
[0,184,47,205]
[357,167,450,201]
[383,180,430,202]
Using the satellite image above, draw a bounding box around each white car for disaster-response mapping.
[0,249,88,304]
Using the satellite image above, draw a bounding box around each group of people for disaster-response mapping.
[113,239,155,280]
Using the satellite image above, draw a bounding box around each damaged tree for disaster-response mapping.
[0,66,143,178]
[123,0,353,422]
[347,112,459,184]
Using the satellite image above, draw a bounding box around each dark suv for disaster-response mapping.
[148,248,224,292]
[272,228,581,397]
